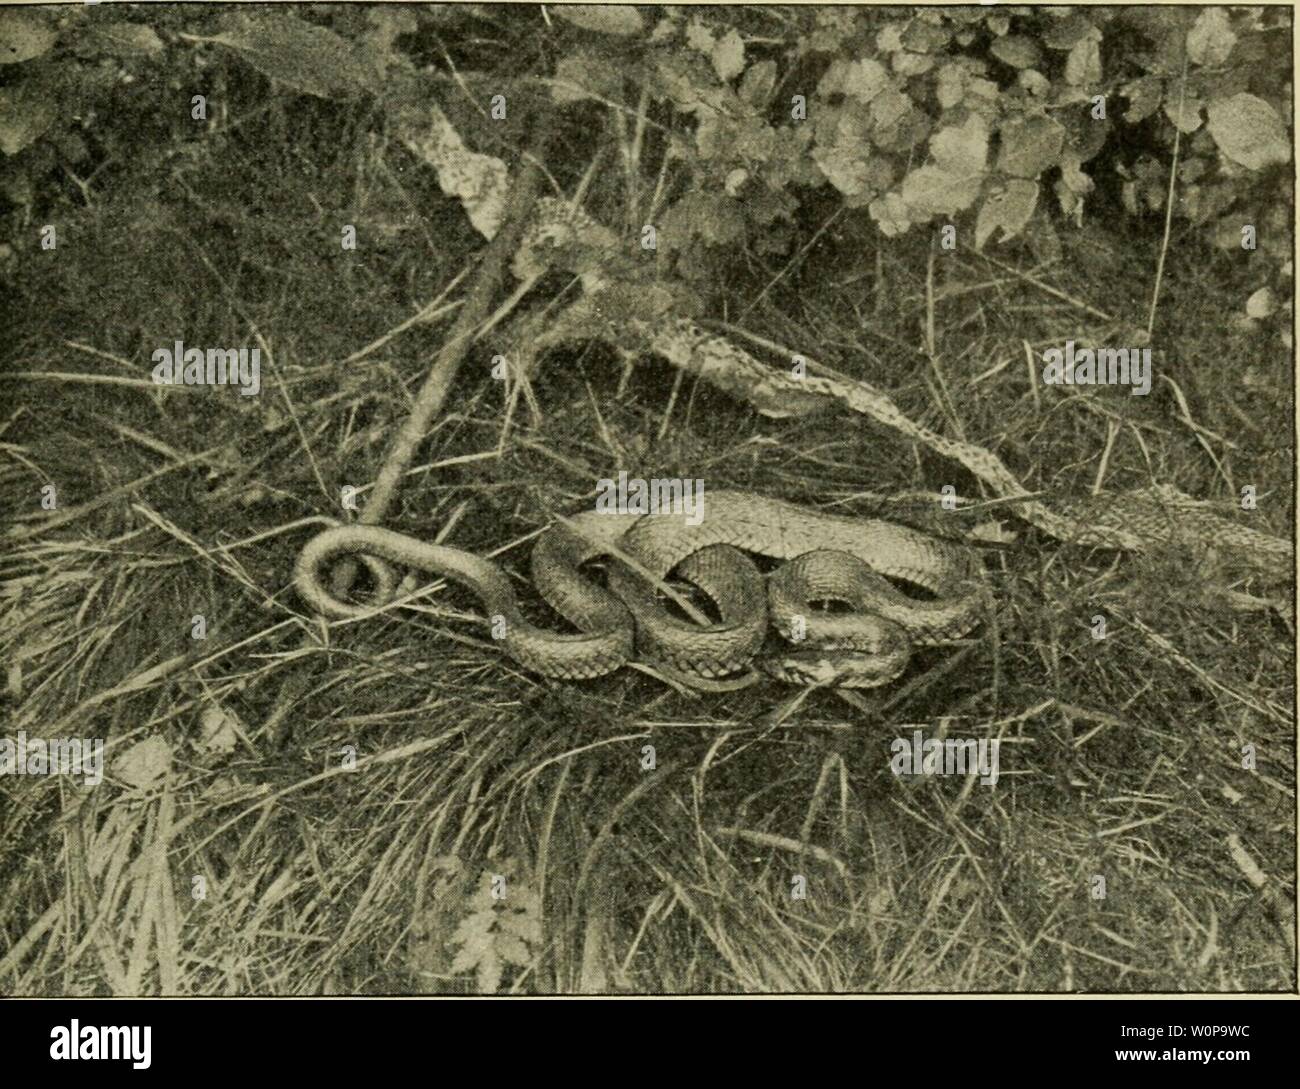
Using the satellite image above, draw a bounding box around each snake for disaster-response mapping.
[294,491,986,687]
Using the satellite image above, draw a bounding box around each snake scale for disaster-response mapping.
[295,491,986,687]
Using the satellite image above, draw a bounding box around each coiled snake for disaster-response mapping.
[294,491,986,687]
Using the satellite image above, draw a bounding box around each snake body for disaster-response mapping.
[295,491,985,687]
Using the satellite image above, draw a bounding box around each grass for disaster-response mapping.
[0,86,1294,996]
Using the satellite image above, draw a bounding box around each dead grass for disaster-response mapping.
[1,102,1294,995]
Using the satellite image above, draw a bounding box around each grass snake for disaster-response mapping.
[294,491,986,687]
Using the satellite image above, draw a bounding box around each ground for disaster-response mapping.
[1,58,1294,995]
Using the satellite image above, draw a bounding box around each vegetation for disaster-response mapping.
[0,4,1293,994]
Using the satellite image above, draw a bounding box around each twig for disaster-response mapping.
[362,126,549,527]
[327,124,551,597]
[1147,51,1190,338]
[738,206,843,324]
[7,447,226,539]
[972,252,1114,324]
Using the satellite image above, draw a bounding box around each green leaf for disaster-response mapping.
[1187,8,1236,67]
[494,931,532,967]
[364,6,418,58]
[1065,35,1102,86]
[844,58,890,104]
[900,20,950,54]
[1043,15,1097,51]
[870,87,909,127]
[555,6,644,37]
[930,115,988,174]
[475,948,503,994]
[873,106,930,155]
[1060,110,1108,163]
[935,63,964,109]
[901,164,982,217]
[653,52,715,113]
[0,10,56,65]
[208,12,379,99]
[113,735,172,790]
[997,114,1065,178]
[862,156,896,194]
[552,52,620,105]
[990,36,1041,70]
[1054,156,1094,218]
[0,66,60,156]
[739,60,777,107]
[1017,69,1050,97]
[813,144,872,197]
[869,192,911,237]
[1206,93,1289,170]
[89,21,165,58]
[975,178,1038,249]
[961,77,1001,120]
[450,909,495,958]
[498,909,543,946]
[712,28,745,82]
[1245,286,1276,319]
[1122,76,1164,123]
[685,18,715,54]
[893,52,934,79]
[875,24,904,53]
[1162,94,1203,135]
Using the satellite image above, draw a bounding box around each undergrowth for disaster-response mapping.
[0,7,1294,996]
